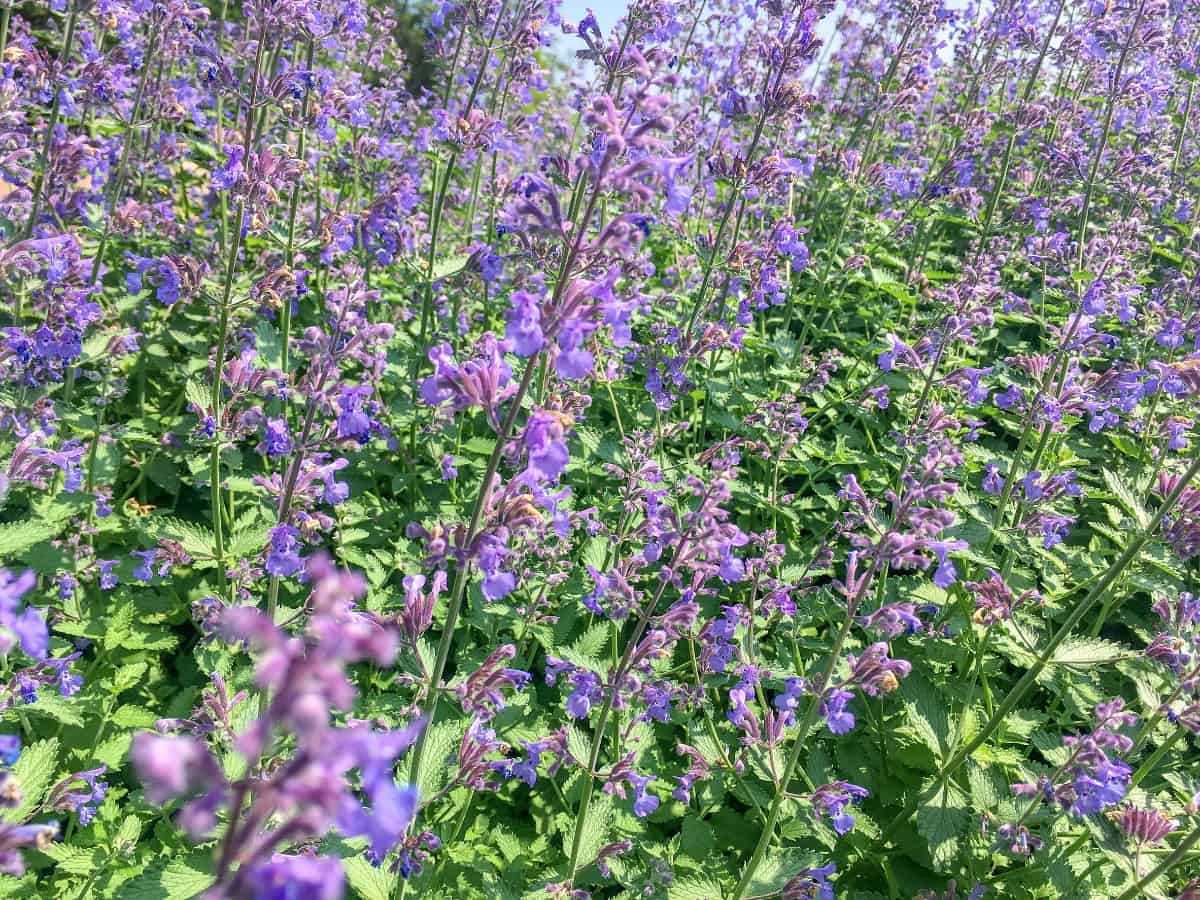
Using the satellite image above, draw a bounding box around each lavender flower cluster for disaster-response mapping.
[0,0,1198,896]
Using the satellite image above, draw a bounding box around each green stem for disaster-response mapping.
[1115,826,1200,900]
[565,495,714,881]
[209,22,267,599]
[682,63,776,336]
[878,453,1200,846]
[1172,81,1194,178]
[1075,0,1147,273]
[280,37,317,380]
[87,27,160,284]
[22,0,80,239]
[0,0,12,61]
[729,569,875,900]
[401,359,539,821]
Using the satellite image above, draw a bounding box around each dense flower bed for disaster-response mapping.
[0,0,1198,896]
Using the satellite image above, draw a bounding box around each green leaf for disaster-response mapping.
[2,738,59,824]
[113,662,149,693]
[184,379,211,414]
[564,792,611,869]
[901,674,951,761]
[579,537,607,571]
[92,734,132,770]
[0,519,61,557]
[37,844,103,875]
[227,521,269,559]
[916,778,969,872]
[1102,468,1150,529]
[740,847,821,896]
[566,726,591,765]
[118,857,214,900]
[1050,637,1126,669]
[571,623,610,664]
[254,321,282,370]
[112,706,161,729]
[151,517,215,561]
[23,695,84,727]
[678,817,716,861]
[430,254,470,282]
[401,720,458,801]
[343,855,396,900]
[114,814,142,850]
[668,875,726,899]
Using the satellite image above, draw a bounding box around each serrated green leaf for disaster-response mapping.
[430,253,470,282]
[1102,468,1150,529]
[678,817,716,860]
[571,623,610,663]
[24,695,84,727]
[3,738,59,824]
[1050,637,1126,669]
[343,855,396,900]
[741,847,821,896]
[114,814,141,849]
[91,733,133,770]
[564,792,611,869]
[916,778,969,871]
[566,725,591,765]
[118,857,214,900]
[113,662,149,693]
[401,720,458,801]
[37,843,103,875]
[901,674,951,761]
[579,537,607,571]
[227,521,269,558]
[112,706,160,729]
[0,519,61,556]
[254,320,282,370]
[668,875,725,899]
[150,517,215,561]
[184,379,211,414]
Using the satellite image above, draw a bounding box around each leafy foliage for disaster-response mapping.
[0,0,1198,898]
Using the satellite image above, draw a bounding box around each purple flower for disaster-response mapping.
[718,548,746,583]
[859,602,922,638]
[566,671,603,719]
[48,766,108,825]
[982,463,1003,495]
[773,677,806,718]
[505,291,544,355]
[820,688,855,735]
[265,525,304,577]
[0,570,47,660]
[478,544,515,601]
[523,411,569,482]
[1070,759,1131,816]
[211,145,245,191]
[335,386,375,443]
[929,540,968,588]
[96,560,119,591]
[239,853,344,900]
[554,319,595,380]
[261,419,293,458]
[810,782,869,835]
[419,337,515,430]
[629,773,659,817]
[131,550,157,583]
[995,383,1022,410]
[846,643,912,696]
[782,862,836,900]
[0,737,19,767]
[1115,806,1178,845]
